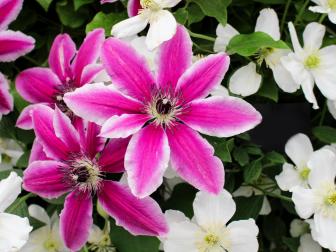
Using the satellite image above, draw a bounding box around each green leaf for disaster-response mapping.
[265,151,286,164]
[74,0,94,10]
[191,0,231,26]
[43,195,66,205]
[232,195,263,220]
[187,3,204,24]
[215,138,235,162]
[227,32,289,56]
[244,158,262,183]
[174,8,188,25]
[313,126,336,143]
[56,0,89,28]
[16,151,30,169]
[257,77,279,102]
[35,0,53,11]
[86,11,127,34]
[233,148,249,166]
[282,237,300,252]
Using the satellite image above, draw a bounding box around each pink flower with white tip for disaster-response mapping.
[0,0,35,118]
[64,25,262,198]
[22,105,168,251]
[15,28,105,130]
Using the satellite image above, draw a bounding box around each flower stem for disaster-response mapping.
[319,14,327,23]
[188,30,216,42]
[250,184,292,202]
[294,0,310,25]
[319,100,328,126]
[281,0,292,34]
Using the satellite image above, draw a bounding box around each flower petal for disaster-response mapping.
[303,22,325,51]
[98,181,168,236]
[79,64,104,86]
[288,22,303,54]
[146,10,177,50]
[0,0,23,30]
[176,53,230,103]
[179,96,262,138]
[101,38,155,101]
[111,15,148,38]
[193,190,236,227]
[72,29,105,85]
[285,133,313,169]
[60,191,93,251]
[99,137,130,173]
[275,163,303,192]
[16,104,38,130]
[28,204,50,225]
[16,67,61,104]
[214,23,239,53]
[29,139,48,163]
[229,62,262,97]
[64,83,144,125]
[23,160,70,199]
[166,124,224,194]
[125,124,170,198]
[255,8,280,40]
[81,122,105,159]
[298,233,322,252]
[31,105,70,160]
[127,0,141,17]
[157,25,192,91]
[311,214,336,251]
[0,72,13,115]
[48,34,76,83]
[0,172,22,212]
[100,114,150,139]
[291,186,315,219]
[0,30,35,62]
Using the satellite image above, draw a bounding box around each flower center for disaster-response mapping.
[204,234,220,247]
[257,47,274,65]
[325,191,336,205]
[196,227,231,252]
[299,167,310,180]
[43,239,59,252]
[304,54,320,69]
[140,0,159,9]
[315,183,336,220]
[156,98,172,115]
[328,0,336,10]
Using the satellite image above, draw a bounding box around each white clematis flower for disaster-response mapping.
[0,172,32,251]
[88,223,116,252]
[20,205,68,252]
[275,133,314,192]
[162,190,259,252]
[327,99,336,120]
[111,0,181,50]
[298,233,322,252]
[292,149,336,251]
[309,0,336,24]
[216,8,296,97]
[0,138,24,171]
[290,219,309,238]
[281,22,336,109]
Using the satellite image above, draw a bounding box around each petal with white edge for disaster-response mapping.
[312,213,336,251]
[28,204,50,225]
[327,99,336,120]
[111,15,149,38]
[0,172,22,212]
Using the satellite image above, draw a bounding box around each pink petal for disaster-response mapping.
[127,0,141,17]
[0,0,23,30]
[81,122,105,159]
[99,137,130,173]
[100,114,150,139]
[48,34,76,83]
[79,64,104,85]
[60,191,93,251]
[53,107,80,152]
[29,139,49,163]
[64,83,144,125]
[166,124,224,194]
[72,29,105,85]
[179,96,262,137]
[157,25,192,91]
[98,181,168,236]
[176,53,230,103]
[16,67,61,103]
[125,124,170,198]
[31,105,70,160]
[16,103,52,130]
[102,38,155,102]
[23,160,70,199]
[0,30,35,62]
[0,73,13,115]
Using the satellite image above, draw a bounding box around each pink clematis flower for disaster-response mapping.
[64,25,262,198]
[22,104,168,251]
[15,28,105,130]
[0,0,35,117]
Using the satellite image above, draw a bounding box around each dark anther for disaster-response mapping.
[74,166,90,183]
[156,98,172,115]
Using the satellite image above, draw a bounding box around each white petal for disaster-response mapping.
[288,22,303,54]
[303,22,326,52]
[163,221,199,252]
[227,219,259,252]
[94,70,111,84]
[259,197,271,215]
[20,226,50,252]
[271,60,300,93]
[158,0,182,8]
[298,233,322,252]
[111,15,149,38]
[292,187,315,219]
[28,204,50,225]
[146,10,177,50]
[307,149,336,188]
[130,36,157,71]
[0,213,32,251]
[214,24,239,52]
[285,133,313,169]
[290,219,309,237]
[165,210,188,225]
[275,163,304,191]
[309,6,328,14]
[229,62,262,97]
[210,85,229,97]
[0,172,22,212]
[88,224,104,244]
[233,186,253,197]
[311,214,336,251]
[255,8,280,40]
[327,99,336,120]
[301,71,319,109]
[193,189,236,228]
[328,11,336,24]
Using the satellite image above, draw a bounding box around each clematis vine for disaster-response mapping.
[15,28,105,130]
[64,25,262,198]
[111,0,181,50]
[282,22,336,109]
[0,0,35,118]
[22,105,168,251]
